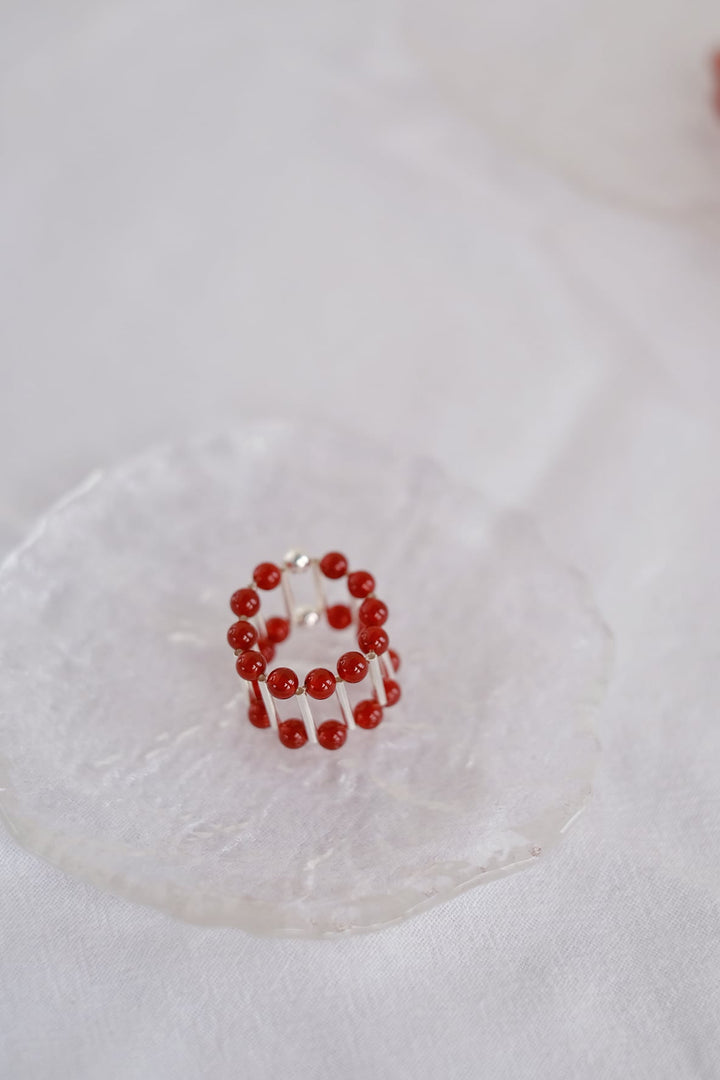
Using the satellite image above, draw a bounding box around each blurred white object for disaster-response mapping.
[406,0,720,229]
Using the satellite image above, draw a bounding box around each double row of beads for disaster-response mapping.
[227,550,401,750]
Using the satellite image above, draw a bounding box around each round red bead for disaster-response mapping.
[382,678,402,706]
[235,650,266,680]
[354,699,383,729]
[305,667,337,700]
[266,616,290,644]
[327,603,352,630]
[278,718,308,749]
[358,626,389,655]
[227,620,258,652]
[253,562,281,590]
[337,651,368,684]
[389,648,401,672]
[248,699,270,728]
[317,720,347,750]
[319,551,348,579]
[267,666,299,700]
[358,597,388,627]
[230,587,260,618]
[347,570,375,598]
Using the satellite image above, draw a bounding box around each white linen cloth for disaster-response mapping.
[2,2,720,1076]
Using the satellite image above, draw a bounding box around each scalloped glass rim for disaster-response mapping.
[0,424,612,936]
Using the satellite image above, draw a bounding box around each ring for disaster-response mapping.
[227,549,401,750]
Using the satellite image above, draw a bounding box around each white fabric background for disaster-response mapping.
[2,2,720,1077]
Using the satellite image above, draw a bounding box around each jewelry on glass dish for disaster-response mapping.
[227,549,401,750]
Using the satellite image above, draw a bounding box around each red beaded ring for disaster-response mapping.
[227,549,401,750]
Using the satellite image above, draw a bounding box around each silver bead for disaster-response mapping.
[296,606,320,628]
[283,549,311,573]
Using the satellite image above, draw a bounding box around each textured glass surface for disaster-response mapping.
[0,424,611,936]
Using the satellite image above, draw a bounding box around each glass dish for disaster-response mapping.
[0,422,611,935]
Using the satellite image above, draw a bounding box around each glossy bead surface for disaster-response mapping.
[327,603,352,630]
[253,562,281,590]
[347,570,375,598]
[319,551,348,579]
[267,667,299,700]
[337,651,368,684]
[278,718,308,749]
[266,616,290,644]
[283,549,311,573]
[248,699,270,729]
[227,620,258,652]
[317,719,347,750]
[230,587,260,618]
[358,626,389,655]
[389,648,401,672]
[354,699,384,729]
[258,639,275,663]
[235,650,266,680]
[298,607,320,628]
[358,597,388,627]
[305,667,337,700]
[382,679,402,706]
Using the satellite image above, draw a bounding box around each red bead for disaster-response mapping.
[358,626,389,655]
[389,648,401,672]
[382,678,401,706]
[227,620,258,651]
[253,562,281,590]
[337,651,368,684]
[278,718,308,749]
[230,587,260,618]
[267,666,299,700]
[317,720,347,750]
[319,551,348,579]
[358,597,388,627]
[347,570,375,598]
[305,667,337,700]
[248,699,270,728]
[713,54,720,116]
[258,639,275,663]
[235,650,266,680]
[266,616,290,644]
[354,699,383,729]
[327,604,352,630]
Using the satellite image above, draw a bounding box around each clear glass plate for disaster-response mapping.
[0,422,611,936]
